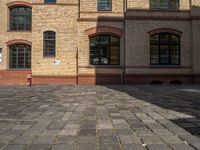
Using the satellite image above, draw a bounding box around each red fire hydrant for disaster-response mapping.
[27,73,32,86]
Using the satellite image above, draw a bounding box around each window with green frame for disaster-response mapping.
[10,7,32,31]
[150,33,180,65]
[9,44,31,69]
[90,35,120,65]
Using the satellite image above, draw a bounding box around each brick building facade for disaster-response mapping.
[0,0,200,85]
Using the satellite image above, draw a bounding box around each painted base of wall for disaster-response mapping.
[32,76,77,85]
[0,70,200,85]
[125,74,194,84]
[78,74,121,85]
[0,70,31,85]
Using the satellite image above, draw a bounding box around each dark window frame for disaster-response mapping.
[97,0,112,11]
[150,0,180,10]
[44,0,57,4]
[150,32,181,66]
[9,44,31,69]
[89,34,120,65]
[10,6,32,31]
[43,31,56,57]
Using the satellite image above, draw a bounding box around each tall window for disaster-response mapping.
[98,0,112,11]
[90,35,120,65]
[44,31,56,57]
[10,7,32,31]
[150,0,179,10]
[9,44,31,69]
[44,0,57,3]
[150,33,180,65]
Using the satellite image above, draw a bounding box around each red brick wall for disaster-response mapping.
[0,70,31,85]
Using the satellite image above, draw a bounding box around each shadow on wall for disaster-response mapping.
[83,15,124,85]
[104,85,200,138]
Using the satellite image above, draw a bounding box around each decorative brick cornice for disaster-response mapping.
[85,26,123,37]
[6,39,32,46]
[148,28,183,36]
[7,1,32,8]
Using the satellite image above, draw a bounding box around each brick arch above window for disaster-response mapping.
[85,26,123,37]
[7,1,32,8]
[148,28,183,36]
[6,39,32,47]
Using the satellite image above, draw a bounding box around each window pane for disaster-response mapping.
[110,46,120,65]
[160,34,169,44]
[150,34,159,44]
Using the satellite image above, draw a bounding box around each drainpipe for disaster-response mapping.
[78,0,80,19]
[122,0,127,84]
[76,0,80,85]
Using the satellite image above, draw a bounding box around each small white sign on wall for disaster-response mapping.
[53,59,61,65]
[0,48,2,63]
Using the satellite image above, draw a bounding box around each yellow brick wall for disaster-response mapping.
[0,0,200,78]
[32,4,78,76]
[0,0,32,70]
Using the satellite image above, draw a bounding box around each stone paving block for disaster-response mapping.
[180,135,200,150]
[0,136,16,144]
[46,120,67,130]
[152,129,174,136]
[77,143,97,150]
[119,135,141,144]
[141,135,164,144]
[160,135,184,144]
[40,129,60,136]
[59,129,78,136]
[98,129,115,136]
[51,144,75,150]
[146,144,171,150]
[79,129,96,136]
[0,143,5,149]
[64,123,80,130]
[99,143,121,150]
[116,129,133,135]
[54,135,76,144]
[169,144,196,150]
[99,135,118,144]
[12,125,31,130]
[3,144,27,150]
[78,136,96,143]
[33,135,56,144]
[123,144,145,150]
[28,144,51,150]
[11,135,36,145]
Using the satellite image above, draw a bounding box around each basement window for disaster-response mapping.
[44,0,57,4]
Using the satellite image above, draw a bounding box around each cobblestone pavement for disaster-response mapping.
[0,85,200,150]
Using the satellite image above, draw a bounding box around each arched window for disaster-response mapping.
[44,31,56,57]
[90,35,120,65]
[150,33,180,65]
[9,44,31,69]
[10,6,32,31]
